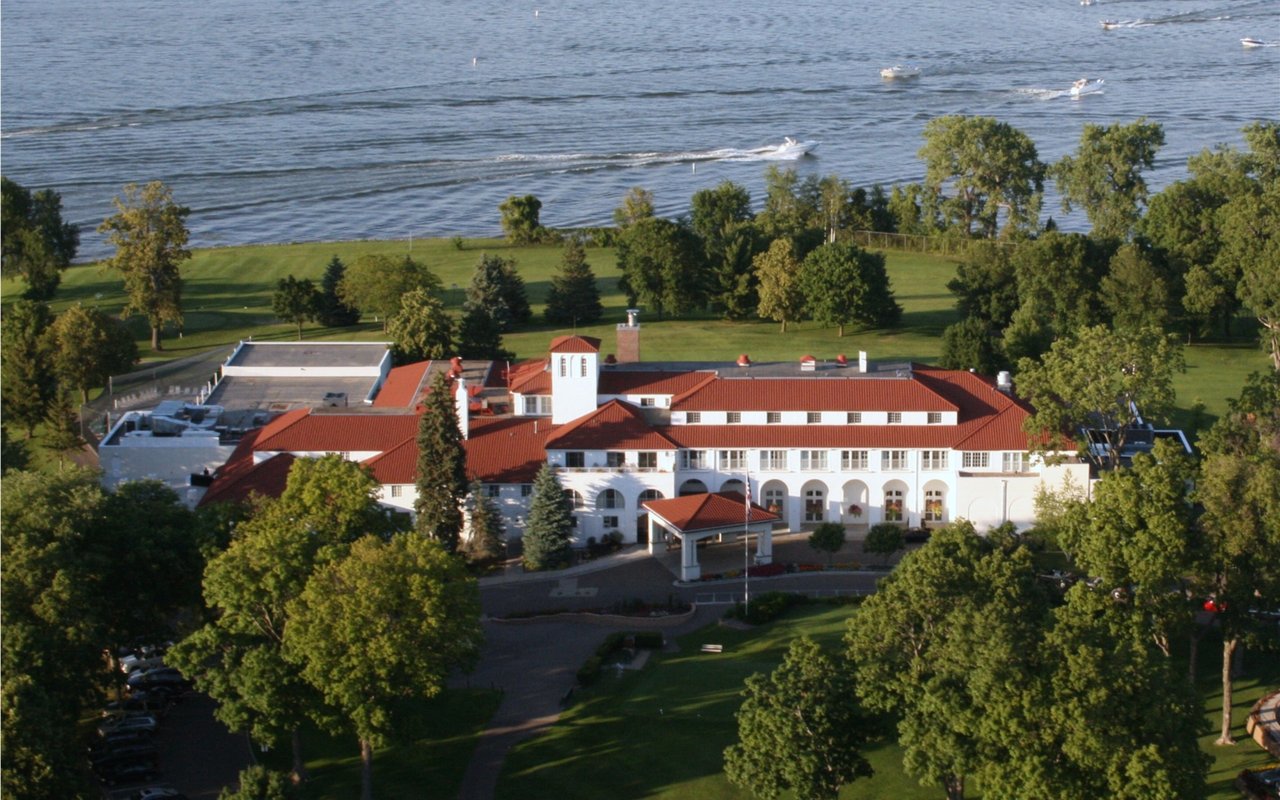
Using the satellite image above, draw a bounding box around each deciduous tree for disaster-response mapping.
[284,534,482,800]
[499,194,544,244]
[272,275,320,340]
[338,254,442,331]
[724,637,873,800]
[940,317,1004,375]
[98,181,191,351]
[544,238,603,326]
[522,464,574,570]
[919,116,1045,238]
[387,289,454,363]
[1101,243,1171,333]
[862,522,904,566]
[1,177,79,300]
[414,372,468,551]
[46,303,138,402]
[613,187,655,229]
[615,216,708,317]
[755,237,805,333]
[1053,118,1165,241]
[1017,325,1183,469]
[799,242,901,336]
[808,522,845,566]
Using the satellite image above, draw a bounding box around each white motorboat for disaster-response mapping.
[880,64,921,79]
[1069,77,1104,96]
[1100,19,1122,29]
[771,137,819,157]
[1241,37,1267,48]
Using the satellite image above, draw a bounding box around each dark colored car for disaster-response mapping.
[97,757,159,786]
[126,668,190,692]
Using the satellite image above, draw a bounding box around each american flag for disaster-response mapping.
[744,475,751,521]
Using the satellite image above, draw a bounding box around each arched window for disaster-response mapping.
[564,489,585,510]
[804,486,826,522]
[884,488,904,522]
[598,489,624,509]
[639,489,664,503]
[763,487,785,517]
[924,488,945,522]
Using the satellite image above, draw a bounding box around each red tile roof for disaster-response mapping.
[662,424,965,449]
[672,376,958,413]
[464,417,558,483]
[642,491,778,533]
[544,400,679,450]
[361,436,418,484]
[598,370,716,397]
[508,359,551,395]
[198,430,297,507]
[373,361,434,408]
[254,410,420,453]
[549,335,601,354]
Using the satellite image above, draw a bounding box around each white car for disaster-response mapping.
[98,714,158,737]
[120,654,166,674]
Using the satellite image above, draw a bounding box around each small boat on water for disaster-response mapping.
[1069,77,1105,96]
[772,137,819,157]
[1241,37,1267,48]
[1100,19,1122,29]
[880,64,921,79]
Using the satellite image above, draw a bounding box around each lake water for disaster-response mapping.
[2,0,1277,260]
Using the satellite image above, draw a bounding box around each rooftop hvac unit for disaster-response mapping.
[323,392,348,408]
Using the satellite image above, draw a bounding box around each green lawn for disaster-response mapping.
[258,689,501,800]
[496,604,1278,800]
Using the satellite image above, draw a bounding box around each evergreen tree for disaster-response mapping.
[315,256,361,327]
[43,394,85,468]
[522,464,574,570]
[1,177,80,300]
[464,254,530,332]
[544,239,603,326]
[414,371,468,551]
[1,299,57,438]
[462,481,506,565]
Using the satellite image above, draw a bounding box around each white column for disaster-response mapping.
[647,517,660,555]
[680,534,701,581]
[755,526,773,565]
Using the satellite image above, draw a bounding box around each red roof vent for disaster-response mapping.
[800,354,817,372]
[737,354,751,367]
[604,353,618,365]
[835,354,848,366]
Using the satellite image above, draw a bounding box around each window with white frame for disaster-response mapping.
[390,485,404,498]
[764,487,785,516]
[580,358,588,377]
[520,484,534,497]
[804,487,826,522]
[841,450,869,470]
[884,488,904,521]
[928,412,942,424]
[807,412,821,424]
[962,452,989,468]
[599,489,623,509]
[924,489,945,522]
[485,484,501,498]
[847,411,862,424]
[565,451,585,468]
[681,450,710,470]
[523,395,552,415]
[602,515,619,529]
[881,450,908,470]
[800,450,829,471]
[887,411,902,424]
[719,450,746,470]
[559,357,567,377]
[565,489,585,509]
[921,450,948,470]
[727,411,741,424]
[761,450,788,470]
[767,412,782,424]
[637,452,657,470]
[1002,452,1027,473]
[606,451,625,468]
[640,397,655,407]
[686,411,701,424]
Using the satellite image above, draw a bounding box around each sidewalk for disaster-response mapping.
[477,545,657,587]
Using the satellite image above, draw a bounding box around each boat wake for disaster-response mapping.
[1100,0,1274,30]
[493,139,817,169]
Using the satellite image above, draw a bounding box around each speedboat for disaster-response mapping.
[1241,37,1267,48]
[1069,77,1104,96]
[1100,19,1122,29]
[773,137,819,157]
[880,64,921,79]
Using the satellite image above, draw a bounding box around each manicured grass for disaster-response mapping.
[258,688,501,800]
[497,604,1279,800]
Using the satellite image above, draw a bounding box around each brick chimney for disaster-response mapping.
[616,308,641,364]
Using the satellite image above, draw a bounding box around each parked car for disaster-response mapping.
[134,787,189,800]
[98,714,158,737]
[103,696,170,719]
[89,742,158,769]
[96,757,159,786]
[127,668,189,691]
[121,654,166,674]
[95,730,154,752]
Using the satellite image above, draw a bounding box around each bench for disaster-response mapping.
[700,644,724,654]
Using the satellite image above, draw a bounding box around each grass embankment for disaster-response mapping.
[257,689,501,800]
[496,603,1279,800]
[3,237,1266,429]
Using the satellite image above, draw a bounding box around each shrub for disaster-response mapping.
[577,655,603,686]
[730,591,809,624]
[634,631,664,649]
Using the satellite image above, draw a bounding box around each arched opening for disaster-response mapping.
[564,489,585,510]
[801,480,828,524]
[841,480,869,524]
[597,488,624,510]
[678,479,708,496]
[636,489,664,546]
[761,480,787,520]
[882,480,909,524]
[923,480,948,525]
[720,478,745,495]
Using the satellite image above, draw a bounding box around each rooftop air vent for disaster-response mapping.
[835,354,848,366]
[737,354,751,367]
[800,354,817,372]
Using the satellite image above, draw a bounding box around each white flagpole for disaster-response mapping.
[744,473,750,614]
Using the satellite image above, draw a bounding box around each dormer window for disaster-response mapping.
[887,412,902,424]
[727,411,741,424]
[847,412,862,424]
[807,412,821,424]
[767,412,781,424]
[686,412,701,424]
[927,412,942,424]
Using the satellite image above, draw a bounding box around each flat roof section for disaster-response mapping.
[205,375,381,411]
[226,342,391,370]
